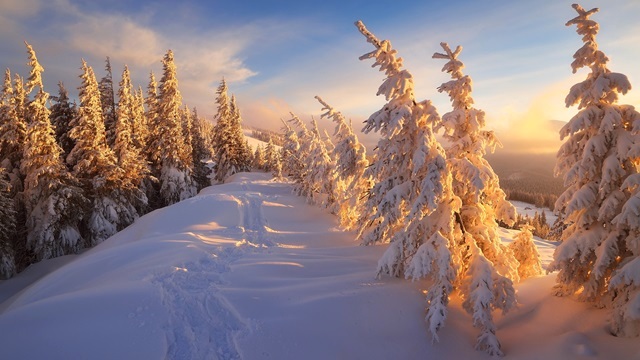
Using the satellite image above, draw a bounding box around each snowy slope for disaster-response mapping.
[0,173,637,360]
[243,129,281,151]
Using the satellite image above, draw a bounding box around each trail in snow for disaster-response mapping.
[153,248,246,360]
[154,175,285,359]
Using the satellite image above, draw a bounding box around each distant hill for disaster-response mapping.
[486,152,564,209]
[487,152,564,196]
[243,125,284,147]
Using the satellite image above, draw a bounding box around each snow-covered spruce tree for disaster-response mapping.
[189,108,213,190]
[0,168,16,278]
[271,149,283,180]
[1,70,28,269]
[287,113,314,196]
[180,105,195,172]
[212,79,234,182]
[99,57,117,148]
[432,42,521,354]
[355,21,451,251]
[143,72,163,209]
[69,60,137,246]
[315,96,370,230]
[252,144,265,170]
[549,4,640,337]
[264,137,279,172]
[212,81,250,182]
[0,69,27,189]
[279,118,303,180]
[114,65,149,212]
[263,136,283,179]
[49,81,77,165]
[21,43,86,259]
[508,225,542,280]
[145,71,160,172]
[131,86,148,155]
[229,95,253,172]
[303,117,336,207]
[155,50,196,204]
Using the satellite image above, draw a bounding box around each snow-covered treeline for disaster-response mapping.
[0,45,252,277]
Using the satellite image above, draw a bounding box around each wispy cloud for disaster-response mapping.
[66,15,162,67]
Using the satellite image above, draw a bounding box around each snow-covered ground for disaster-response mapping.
[511,200,557,226]
[0,173,637,359]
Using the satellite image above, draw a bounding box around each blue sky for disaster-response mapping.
[1,0,639,153]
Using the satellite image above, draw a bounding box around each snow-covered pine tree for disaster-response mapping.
[508,225,543,280]
[264,137,279,172]
[114,65,149,212]
[21,42,86,259]
[0,69,27,189]
[315,96,370,230]
[280,118,303,181]
[69,60,137,245]
[212,81,250,182]
[303,117,336,207]
[99,57,117,148]
[143,72,162,209]
[1,70,28,269]
[212,79,233,182]
[49,82,77,164]
[201,115,216,158]
[271,149,283,180]
[432,41,520,355]
[145,71,160,172]
[0,173,15,278]
[155,50,196,204]
[549,4,640,337]
[181,105,195,170]
[229,95,252,173]
[0,168,16,278]
[189,108,212,190]
[252,144,265,171]
[355,20,449,249]
[287,113,314,196]
[131,86,148,154]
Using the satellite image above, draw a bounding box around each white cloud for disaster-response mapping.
[66,15,162,67]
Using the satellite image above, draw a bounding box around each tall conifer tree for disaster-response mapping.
[315,96,370,230]
[190,108,212,190]
[0,69,26,187]
[99,57,117,148]
[21,43,86,259]
[550,4,640,337]
[0,168,16,278]
[49,82,77,163]
[431,42,520,354]
[212,80,251,182]
[114,65,149,212]
[155,50,196,204]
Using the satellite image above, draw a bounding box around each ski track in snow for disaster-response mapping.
[153,180,277,360]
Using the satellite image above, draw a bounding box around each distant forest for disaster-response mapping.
[487,152,563,210]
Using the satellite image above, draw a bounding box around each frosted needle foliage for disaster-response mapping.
[550,3,640,338]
